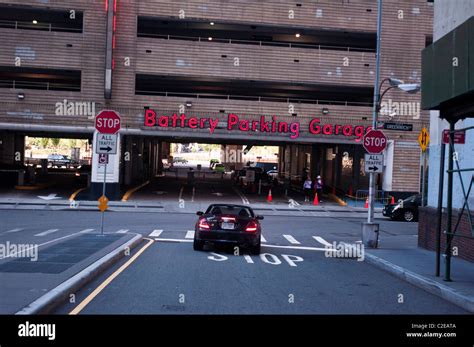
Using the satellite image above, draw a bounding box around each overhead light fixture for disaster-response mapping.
[397,83,421,93]
[210,22,215,25]
[295,33,301,38]
[32,20,38,24]
[186,101,192,107]
[17,92,25,100]
[322,107,329,115]
[388,78,404,87]
[208,37,213,41]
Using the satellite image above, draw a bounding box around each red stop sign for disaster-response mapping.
[95,110,121,134]
[363,129,387,154]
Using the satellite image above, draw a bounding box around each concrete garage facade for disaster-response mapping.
[0,0,432,199]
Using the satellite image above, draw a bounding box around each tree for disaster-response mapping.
[51,138,60,147]
[40,138,49,148]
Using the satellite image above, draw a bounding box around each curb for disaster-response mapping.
[365,252,474,313]
[15,233,143,315]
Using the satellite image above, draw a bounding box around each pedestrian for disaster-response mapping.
[303,176,312,202]
[315,175,323,202]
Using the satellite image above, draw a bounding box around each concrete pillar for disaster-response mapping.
[221,144,243,170]
[0,132,24,167]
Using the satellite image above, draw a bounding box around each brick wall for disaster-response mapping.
[418,206,474,263]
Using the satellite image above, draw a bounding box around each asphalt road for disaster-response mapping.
[0,210,464,314]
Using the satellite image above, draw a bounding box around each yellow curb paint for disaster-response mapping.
[121,180,150,202]
[69,187,88,201]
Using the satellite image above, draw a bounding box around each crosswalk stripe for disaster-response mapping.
[149,229,163,237]
[283,234,300,244]
[79,229,94,233]
[35,229,59,237]
[5,228,23,233]
[313,236,333,247]
[260,235,267,243]
[185,230,195,239]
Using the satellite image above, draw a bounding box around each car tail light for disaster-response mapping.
[245,220,258,233]
[198,218,211,230]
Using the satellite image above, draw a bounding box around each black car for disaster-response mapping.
[383,194,421,222]
[74,164,91,183]
[193,204,263,254]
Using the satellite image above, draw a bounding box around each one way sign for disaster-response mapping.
[364,154,384,174]
[96,133,118,155]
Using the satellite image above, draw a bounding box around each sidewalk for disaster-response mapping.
[365,235,474,312]
[0,231,142,314]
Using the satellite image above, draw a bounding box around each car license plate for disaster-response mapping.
[221,222,234,230]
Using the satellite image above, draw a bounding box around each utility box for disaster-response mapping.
[362,222,379,248]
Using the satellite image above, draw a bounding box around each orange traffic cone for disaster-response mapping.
[364,197,369,208]
[313,193,319,206]
[391,196,395,204]
[267,189,273,203]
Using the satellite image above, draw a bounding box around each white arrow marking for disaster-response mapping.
[38,193,60,200]
[116,229,129,234]
[260,234,267,243]
[313,236,333,248]
[283,234,301,245]
[5,228,23,233]
[185,230,195,239]
[149,229,163,237]
[35,229,59,236]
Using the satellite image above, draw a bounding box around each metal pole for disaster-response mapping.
[444,121,454,281]
[368,0,383,224]
[421,151,426,207]
[435,142,445,277]
[100,162,107,236]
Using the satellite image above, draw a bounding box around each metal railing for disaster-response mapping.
[0,19,82,33]
[138,33,376,53]
[0,80,81,92]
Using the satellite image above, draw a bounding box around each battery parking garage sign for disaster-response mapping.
[144,110,370,141]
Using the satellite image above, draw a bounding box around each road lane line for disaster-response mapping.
[34,229,59,237]
[260,235,267,243]
[116,229,129,234]
[185,230,195,239]
[0,231,85,260]
[79,229,94,233]
[191,187,195,202]
[69,238,155,315]
[148,229,163,237]
[313,236,333,248]
[4,228,23,233]
[155,238,193,243]
[283,234,301,245]
[232,187,249,205]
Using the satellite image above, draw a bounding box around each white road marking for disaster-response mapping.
[149,229,163,237]
[116,229,129,234]
[4,228,23,233]
[233,187,250,205]
[185,230,195,239]
[191,187,195,202]
[155,238,193,243]
[34,229,59,237]
[178,186,185,202]
[283,234,301,244]
[79,229,94,233]
[313,236,333,248]
[243,254,254,263]
[260,234,267,243]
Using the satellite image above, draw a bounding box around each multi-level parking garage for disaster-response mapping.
[0,0,432,201]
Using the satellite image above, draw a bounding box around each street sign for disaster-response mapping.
[364,154,384,173]
[442,129,466,144]
[98,195,109,212]
[96,133,117,154]
[383,122,413,131]
[98,153,109,165]
[418,127,430,152]
[363,129,387,154]
[95,110,121,134]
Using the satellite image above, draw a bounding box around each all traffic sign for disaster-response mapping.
[95,110,121,134]
[363,129,387,154]
[364,154,384,173]
[96,133,118,154]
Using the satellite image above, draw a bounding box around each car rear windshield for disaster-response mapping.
[207,205,254,218]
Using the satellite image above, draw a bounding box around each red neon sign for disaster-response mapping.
[144,110,370,141]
